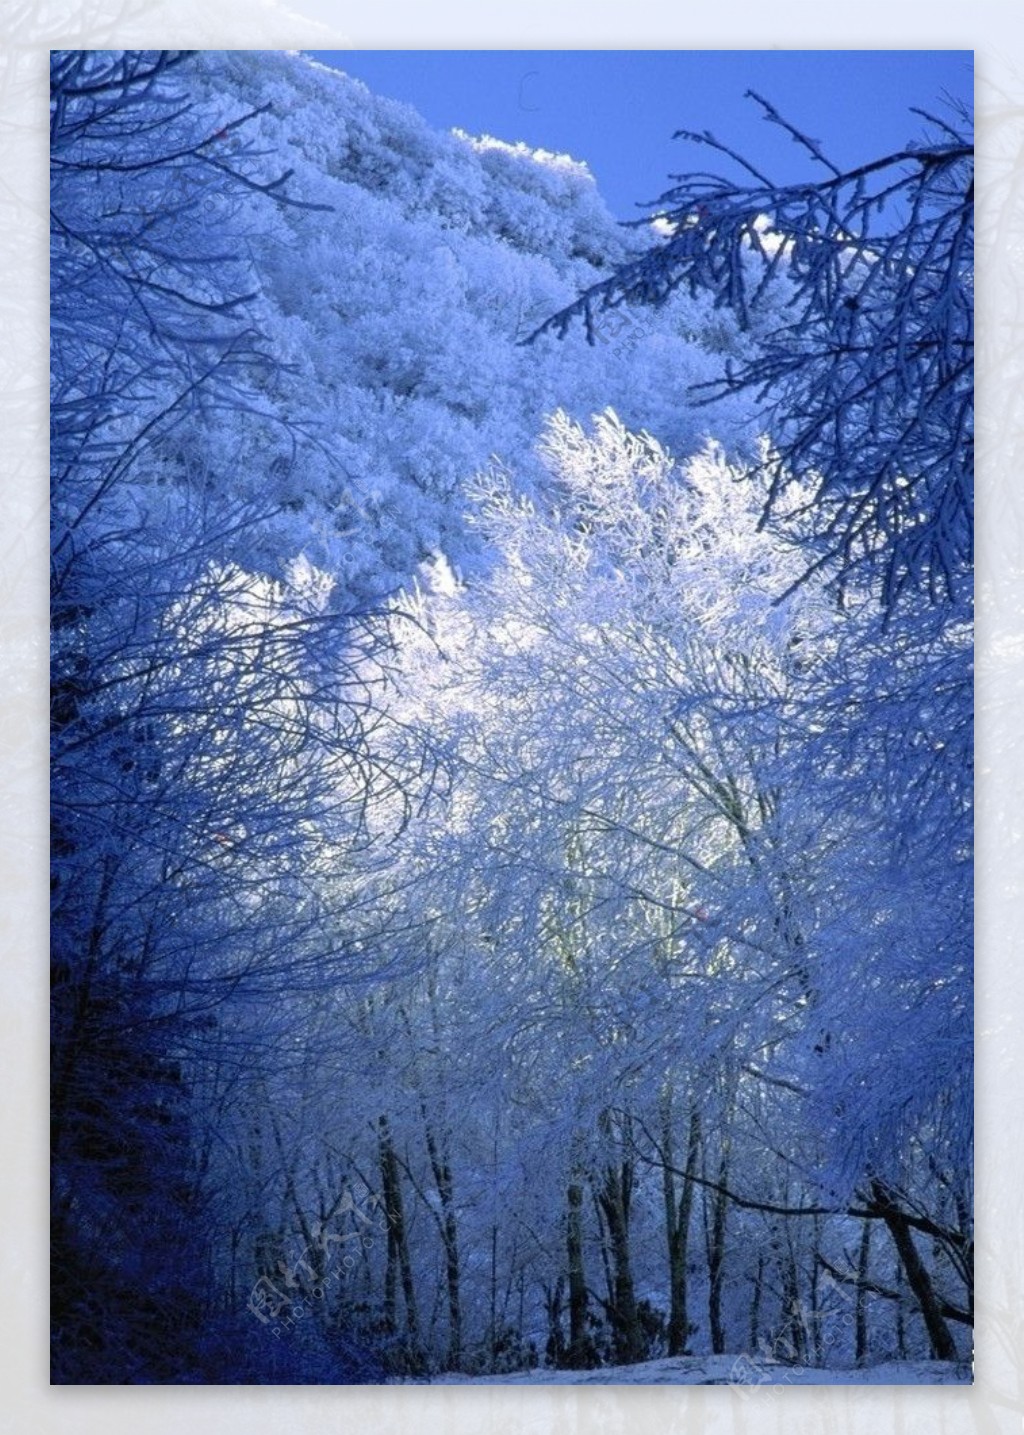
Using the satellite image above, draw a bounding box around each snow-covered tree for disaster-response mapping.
[380,409,971,1368]
[50,50,415,1382]
[531,92,973,608]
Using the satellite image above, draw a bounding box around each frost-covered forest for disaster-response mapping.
[50,51,972,1384]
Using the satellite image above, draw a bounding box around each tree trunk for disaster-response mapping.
[401,987,462,1371]
[662,1100,700,1356]
[543,1277,565,1367]
[598,1162,645,1365]
[706,1141,730,1355]
[489,1222,498,1365]
[422,1115,461,1369]
[871,1180,957,1361]
[378,1115,421,1361]
[894,1258,907,1359]
[780,1233,807,1364]
[854,1219,871,1365]
[749,1253,764,1353]
[566,1179,590,1367]
[596,1112,644,1366]
[809,1219,824,1366]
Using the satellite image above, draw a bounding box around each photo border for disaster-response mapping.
[6,5,1018,1431]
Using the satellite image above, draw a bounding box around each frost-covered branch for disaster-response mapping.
[528,93,973,607]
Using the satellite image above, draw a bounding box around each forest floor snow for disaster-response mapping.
[414,1355,972,1385]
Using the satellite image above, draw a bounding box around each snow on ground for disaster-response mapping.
[413,1355,972,1385]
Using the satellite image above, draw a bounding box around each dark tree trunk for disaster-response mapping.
[595,1112,644,1367]
[543,1277,565,1367]
[706,1144,730,1355]
[809,1220,824,1366]
[781,1240,807,1364]
[854,1219,871,1365]
[566,1179,590,1367]
[662,1101,700,1356]
[749,1252,764,1354]
[871,1180,957,1361]
[378,1115,421,1360]
[598,1162,645,1365]
[422,1116,461,1369]
[894,1258,907,1359]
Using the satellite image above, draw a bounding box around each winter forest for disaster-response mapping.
[50,50,973,1384]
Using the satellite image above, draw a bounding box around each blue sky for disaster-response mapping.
[306,51,973,221]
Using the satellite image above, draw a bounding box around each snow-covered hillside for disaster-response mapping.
[183,51,757,601]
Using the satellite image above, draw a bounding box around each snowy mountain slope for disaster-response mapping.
[184,50,759,603]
